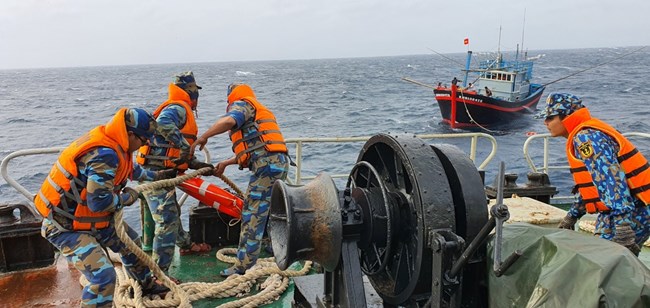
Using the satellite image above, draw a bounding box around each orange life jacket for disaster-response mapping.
[226,84,287,168]
[565,108,650,213]
[34,108,133,231]
[136,83,198,170]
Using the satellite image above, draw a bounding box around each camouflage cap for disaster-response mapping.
[227,83,243,96]
[174,71,202,90]
[125,108,157,139]
[536,93,584,119]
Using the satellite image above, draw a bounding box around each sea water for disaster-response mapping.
[1,47,649,230]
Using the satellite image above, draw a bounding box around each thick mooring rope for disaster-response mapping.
[110,167,311,307]
[216,174,245,198]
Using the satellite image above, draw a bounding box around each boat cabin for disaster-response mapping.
[475,58,535,102]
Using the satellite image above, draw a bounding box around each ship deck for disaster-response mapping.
[4,197,650,307]
[0,246,298,307]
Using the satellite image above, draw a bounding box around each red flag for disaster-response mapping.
[463,37,469,45]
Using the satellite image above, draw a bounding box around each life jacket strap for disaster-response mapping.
[570,166,588,173]
[142,154,174,161]
[626,163,650,179]
[631,183,650,196]
[618,148,638,163]
[231,129,283,149]
[575,182,593,189]
[48,211,71,232]
[234,141,289,164]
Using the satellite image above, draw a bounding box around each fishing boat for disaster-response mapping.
[2,132,650,307]
[432,50,545,128]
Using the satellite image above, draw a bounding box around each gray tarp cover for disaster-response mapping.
[487,223,650,308]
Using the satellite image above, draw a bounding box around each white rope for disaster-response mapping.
[108,167,311,307]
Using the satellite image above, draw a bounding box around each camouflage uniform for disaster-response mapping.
[41,147,156,307]
[228,100,289,272]
[141,104,193,271]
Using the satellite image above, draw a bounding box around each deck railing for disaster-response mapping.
[285,132,497,185]
[8,132,646,207]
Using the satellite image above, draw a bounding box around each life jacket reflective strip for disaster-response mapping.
[34,109,132,231]
[228,97,287,168]
[136,92,197,170]
[567,117,650,213]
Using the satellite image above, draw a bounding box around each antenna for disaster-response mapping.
[521,8,527,55]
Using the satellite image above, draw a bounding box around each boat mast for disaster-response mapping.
[497,25,501,58]
[463,51,472,87]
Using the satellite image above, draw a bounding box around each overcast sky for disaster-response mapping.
[1,0,648,69]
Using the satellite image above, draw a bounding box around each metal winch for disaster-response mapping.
[269,133,520,307]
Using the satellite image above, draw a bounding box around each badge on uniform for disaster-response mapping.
[578,141,594,159]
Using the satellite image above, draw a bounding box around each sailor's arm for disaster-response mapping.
[131,163,156,182]
[192,101,249,153]
[196,116,237,144]
[213,156,238,177]
[80,148,124,212]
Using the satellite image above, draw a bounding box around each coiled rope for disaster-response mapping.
[109,167,312,307]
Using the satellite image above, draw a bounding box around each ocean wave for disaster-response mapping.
[7,118,34,123]
[1,48,648,212]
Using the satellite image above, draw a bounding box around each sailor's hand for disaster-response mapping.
[213,162,227,177]
[188,160,214,171]
[557,214,577,230]
[612,223,641,256]
[154,169,177,181]
[190,137,208,157]
[119,187,140,207]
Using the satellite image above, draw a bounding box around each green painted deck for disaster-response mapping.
[164,246,300,307]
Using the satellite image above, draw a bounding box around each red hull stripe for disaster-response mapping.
[436,95,541,112]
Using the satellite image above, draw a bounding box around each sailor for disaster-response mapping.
[35,108,172,307]
[136,71,214,278]
[191,83,290,276]
[467,82,476,92]
[539,93,650,256]
[484,86,493,97]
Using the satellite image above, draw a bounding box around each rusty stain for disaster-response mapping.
[0,256,81,307]
[311,214,333,263]
[305,176,339,269]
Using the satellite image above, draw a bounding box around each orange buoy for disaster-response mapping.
[526,131,536,136]
[178,177,244,218]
